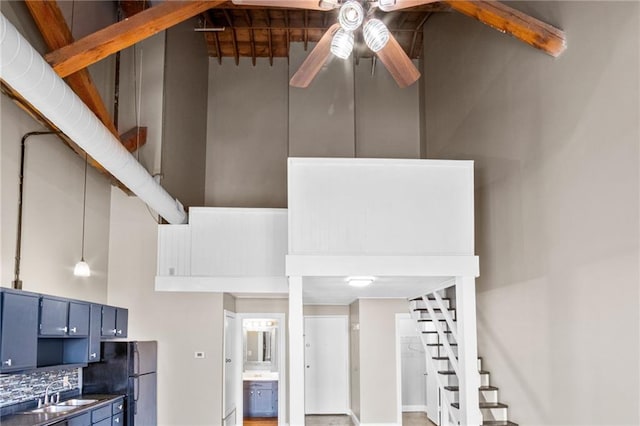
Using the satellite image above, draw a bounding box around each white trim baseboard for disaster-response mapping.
[402,405,428,412]
[349,410,361,426]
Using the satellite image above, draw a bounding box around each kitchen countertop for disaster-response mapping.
[0,394,123,426]
[243,371,279,381]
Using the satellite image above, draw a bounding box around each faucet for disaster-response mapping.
[42,379,69,406]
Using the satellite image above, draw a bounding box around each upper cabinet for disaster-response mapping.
[0,288,128,372]
[101,306,128,338]
[39,297,90,337]
[0,289,39,372]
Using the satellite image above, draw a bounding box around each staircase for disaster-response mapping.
[409,293,518,426]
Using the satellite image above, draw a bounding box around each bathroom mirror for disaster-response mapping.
[243,319,278,369]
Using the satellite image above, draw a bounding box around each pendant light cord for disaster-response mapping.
[80,153,88,261]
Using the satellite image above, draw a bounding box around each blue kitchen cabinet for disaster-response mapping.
[101,306,128,338]
[69,301,90,336]
[88,304,102,362]
[40,297,90,337]
[40,296,69,336]
[0,289,39,372]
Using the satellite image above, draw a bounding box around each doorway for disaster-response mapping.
[396,314,430,425]
[236,313,286,426]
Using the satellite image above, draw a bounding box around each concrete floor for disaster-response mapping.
[304,412,435,425]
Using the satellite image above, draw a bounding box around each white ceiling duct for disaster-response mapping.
[0,13,187,225]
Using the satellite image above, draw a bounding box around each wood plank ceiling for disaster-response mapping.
[197,2,450,65]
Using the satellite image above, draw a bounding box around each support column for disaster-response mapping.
[455,276,482,426]
[288,276,305,426]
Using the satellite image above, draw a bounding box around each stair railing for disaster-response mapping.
[409,290,458,426]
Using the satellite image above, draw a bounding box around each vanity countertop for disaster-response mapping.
[243,371,279,381]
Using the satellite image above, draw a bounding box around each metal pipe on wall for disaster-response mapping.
[0,13,187,225]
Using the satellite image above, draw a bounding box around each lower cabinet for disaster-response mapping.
[243,380,278,418]
[67,397,125,426]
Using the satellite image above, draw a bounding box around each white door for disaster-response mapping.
[223,311,237,425]
[304,316,349,414]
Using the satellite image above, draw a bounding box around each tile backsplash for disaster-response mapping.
[0,368,79,407]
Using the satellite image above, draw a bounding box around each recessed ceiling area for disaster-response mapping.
[302,275,451,305]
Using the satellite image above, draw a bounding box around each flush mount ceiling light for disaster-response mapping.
[347,276,375,287]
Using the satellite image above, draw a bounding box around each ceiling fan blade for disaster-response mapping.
[290,23,340,88]
[378,0,439,12]
[231,0,337,10]
[375,32,420,88]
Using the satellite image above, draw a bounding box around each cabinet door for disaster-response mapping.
[68,302,90,336]
[88,304,102,362]
[115,308,128,338]
[254,389,274,416]
[40,297,69,336]
[101,306,116,337]
[0,292,39,372]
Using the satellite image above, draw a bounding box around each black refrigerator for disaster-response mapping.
[83,341,157,426]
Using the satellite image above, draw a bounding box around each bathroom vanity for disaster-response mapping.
[242,318,279,419]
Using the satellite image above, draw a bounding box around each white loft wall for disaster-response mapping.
[288,158,474,255]
[156,208,288,293]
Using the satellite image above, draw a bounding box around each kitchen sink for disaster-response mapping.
[30,405,76,414]
[57,399,98,406]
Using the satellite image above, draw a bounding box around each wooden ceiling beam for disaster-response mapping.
[409,12,431,58]
[119,126,148,152]
[445,0,566,57]
[45,1,225,78]
[222,9,240,65]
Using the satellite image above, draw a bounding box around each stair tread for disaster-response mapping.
[433,356,482,360]
[418,318,456,322]
[438,370,489,375]
[426,343,457,346]
[414,308,456,312]
[410,297,451,302]
[422,330,453,334]
[483,422,518,426]
[451,402,508,409]
[444,385,498,391]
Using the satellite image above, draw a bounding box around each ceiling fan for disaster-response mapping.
[231,0,437,88]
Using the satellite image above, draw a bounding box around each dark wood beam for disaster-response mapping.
[445,0,566,57]
[45,1,224,77]
[119,127,148,152]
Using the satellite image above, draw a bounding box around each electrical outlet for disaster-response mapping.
[194,351,205,359]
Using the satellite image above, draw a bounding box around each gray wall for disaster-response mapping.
[206,44,422,208]
[423,1,639,424]
[162,18,209,208]
[0,1,113,303]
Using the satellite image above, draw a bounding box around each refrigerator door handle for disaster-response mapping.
[133,343,141,375]
[133,376,139,415]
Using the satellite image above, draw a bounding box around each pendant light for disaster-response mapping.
[74,153,90,277]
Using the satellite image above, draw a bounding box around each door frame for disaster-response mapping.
[303,315,350,415]
[237,312,287,425]
[223,310,237,424]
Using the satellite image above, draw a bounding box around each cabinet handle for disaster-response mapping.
[90,353,97,359]
[111,329,117,335]
[3,359,11,366]
[61,326,68,333]
[70,327,77,333]
[117,329,122,335]
[114,418,120,423]
[118,404,123,410]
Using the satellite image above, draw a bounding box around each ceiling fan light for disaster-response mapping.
[363,19,390,52]
[338,0,364,32]
[378,0,396,11]
[330,28,355,59]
